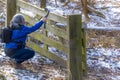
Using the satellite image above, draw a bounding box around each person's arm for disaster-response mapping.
[22,17,47,34]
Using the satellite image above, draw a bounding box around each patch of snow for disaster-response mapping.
[0,0,120,79]
[87,47,120,75]
[0,51,65,80]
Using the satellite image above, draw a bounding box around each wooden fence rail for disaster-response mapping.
[6,0,86,80]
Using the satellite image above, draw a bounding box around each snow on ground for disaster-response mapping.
[0,0,120,80]
[86,47,120,80]
[87,0,120,28]
[0,46,120,80]
[37,0,120,79]
[46,0,120,29]
[0,48,66,80]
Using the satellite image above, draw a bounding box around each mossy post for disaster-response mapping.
[40,0,46,8]
[67,14,83,80]
[82,28,87,75]
[6,0,16,26]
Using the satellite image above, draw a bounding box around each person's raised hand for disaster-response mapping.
[41,16,47,22]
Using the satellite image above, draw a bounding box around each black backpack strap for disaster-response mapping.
[11,35,26,49]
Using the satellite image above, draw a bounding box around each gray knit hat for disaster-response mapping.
[10,14,25,29]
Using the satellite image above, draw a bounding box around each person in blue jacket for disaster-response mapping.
[4,14,47,68]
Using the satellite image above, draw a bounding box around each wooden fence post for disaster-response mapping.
[67,14,83,80]
[40,0,46,8]
[82,28,87,76]
[82,23,87,75]
[6,0,17,26]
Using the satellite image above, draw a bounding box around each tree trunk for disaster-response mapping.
[81,0,90,22]
[60,0,65,3]
[63,0,70,6]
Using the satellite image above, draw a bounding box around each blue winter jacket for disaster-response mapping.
[4,20,44,49]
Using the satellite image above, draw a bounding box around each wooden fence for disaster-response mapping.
[6,0,86,80]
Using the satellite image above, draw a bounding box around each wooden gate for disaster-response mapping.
[6,0,86,79]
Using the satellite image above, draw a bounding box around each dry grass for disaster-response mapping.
[86,30,120,48]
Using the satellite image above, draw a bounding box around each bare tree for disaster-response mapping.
[81,0,90,22]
